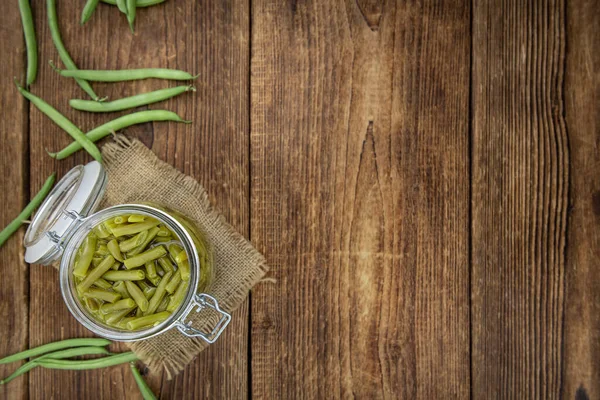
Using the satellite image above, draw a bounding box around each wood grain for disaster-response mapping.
[562,0,600,398]
[471,0,569,398]
[0,2,30,399]
[250,1,471,398]
[25,0,249,399]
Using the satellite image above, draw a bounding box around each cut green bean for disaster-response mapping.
[112,219,160,237]
[156,296,169,313]
[157,256,174,274]
[73,234,97,277]
[1,346,110,385]
[135,307,143,317]
[145,271,171,315]
[125,281,148,312]
[107,239,124,262]
[35,351,138,370]
[130,362,158,400]
[111,261,121,270]
[100,298,136,314]
[137,280,150,291]
[70,85,196,113]
[147,275,161,286]
[178,260,190,281]
[18,0,37,86]
[102,0,165,7]
[50,110,190,160]
[0,173,55,248]
[83,296,100,312]
[127,227,160,256]
[114,216,127,224]
[54,67,198,82]
[81,0,100,24]
[124,246,166,269]
[95,244,109,256]
[103,270,146,281]
[128,215,145,223]
[0,338,111,364]
[105,306,136,325]
[15,83,102,162]
[145,261,157,279]
[84,288,121,303]
[93,278,112,290]
[92,223,111,238]
[118,230,148,252]
[47,0,100,100]
[112,281,130,298]
[127,311,171,330]
[167,281,188,312]
[165,271,181,294]
[143,286,156,300]
[156,226,170,237]
[117,317,135,329]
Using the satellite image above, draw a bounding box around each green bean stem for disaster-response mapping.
[35,352,138,370]
[102,0,165,8]
[18,0,37,86]
[50,110,190,159]
[81,0,100,24]
[47,0,100,100]
[53,67,198,82]
[0,346,111,385]
[0,173,55,248]
[16,83,102,162]
[130,363,158,400]
[70,85,195,113]
[0,338,111,364]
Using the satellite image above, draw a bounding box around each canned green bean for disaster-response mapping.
[23,162,230,343]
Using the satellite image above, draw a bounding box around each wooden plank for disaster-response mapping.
[27,0,249,398]
[250,1,470,398]
[471,0,569,398]
[0,1,30,399]
[562,0,600,398]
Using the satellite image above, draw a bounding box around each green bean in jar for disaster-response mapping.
[72,214,198,331]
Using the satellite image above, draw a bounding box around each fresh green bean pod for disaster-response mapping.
[81,0,100,24]
[70,85,195,113]
[35,352,138,370]
[125,281,149,312]
[54,67,198,82]
[124,246,166,269]
[73,234,98,277]
[47,0,100,100]
[0,173,55,248]
[15,83,102,162]
[1,346,110,385]
[116,0,128,14]
[126,311,171,330]
[103,270,146,281]
[102,0,165,7]
[107,239,124,262]
[145,271,172,315]
[0,338,111,364]
[50,110,190,160]
[130,362,158,400]
[18,0,37,86]
[126,0,136,32]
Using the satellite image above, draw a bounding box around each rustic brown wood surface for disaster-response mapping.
[0,0,597,399]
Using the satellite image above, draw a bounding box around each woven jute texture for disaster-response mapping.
[99,136,268,377]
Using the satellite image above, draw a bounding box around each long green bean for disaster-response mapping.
[81,0,101,24]
[53,67,198,82]
[70,85,195,113]
[47,0,100,100]
[126,0,136,32]
[18,0,37,86]
[50,110,190,159]
[35,352,138,370]
[15,83,102,162]
[0,346,110,385]
[116,0,128,14]
[101,0,165,8]
[0,338,111,364]
[0,173,55,248]
[130,362,157,400]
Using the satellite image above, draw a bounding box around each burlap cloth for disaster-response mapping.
[97,135,268,377]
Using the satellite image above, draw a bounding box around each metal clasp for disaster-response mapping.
[174,294,231,344]
[45,210,85,250]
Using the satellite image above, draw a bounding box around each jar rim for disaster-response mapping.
[59,204,201,341]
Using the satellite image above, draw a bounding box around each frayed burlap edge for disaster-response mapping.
[98,136,269,378]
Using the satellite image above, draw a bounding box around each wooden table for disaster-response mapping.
[0,0,598,398]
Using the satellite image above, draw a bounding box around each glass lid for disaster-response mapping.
[24,161,107,265]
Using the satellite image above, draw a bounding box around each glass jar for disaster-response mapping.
[23,161,230,343]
